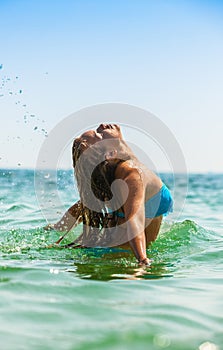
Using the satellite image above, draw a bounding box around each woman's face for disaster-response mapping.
[79,124,122,147]
[96,124,122,140]
[79,130,103,145]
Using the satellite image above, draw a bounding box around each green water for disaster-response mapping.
[0,170,222,349]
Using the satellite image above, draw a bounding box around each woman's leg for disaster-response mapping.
[145,215,163,247]
[114,216,162,250]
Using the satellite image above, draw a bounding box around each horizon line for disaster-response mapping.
[0,167,222,175]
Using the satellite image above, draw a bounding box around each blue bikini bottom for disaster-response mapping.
[115,184,173,219]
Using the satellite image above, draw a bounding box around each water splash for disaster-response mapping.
[0,67,48,137]
[0,220,221,281]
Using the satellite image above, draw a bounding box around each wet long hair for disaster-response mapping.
[70,137,129,247]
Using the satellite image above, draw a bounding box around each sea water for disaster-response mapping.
[0,169,222,350]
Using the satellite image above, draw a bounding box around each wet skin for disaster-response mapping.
[46,124,163,266]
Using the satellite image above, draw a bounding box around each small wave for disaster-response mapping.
[149,220,222,272]
[6,203,35,212]
[160,219,220,243]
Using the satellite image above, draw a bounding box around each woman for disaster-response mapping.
[46,124,173,265]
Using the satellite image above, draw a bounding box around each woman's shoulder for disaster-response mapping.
[115,160,142,180]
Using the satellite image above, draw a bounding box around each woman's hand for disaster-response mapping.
[138,257,151,266]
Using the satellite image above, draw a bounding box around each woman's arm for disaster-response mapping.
[115,163,150,265]
[44,200,82,233]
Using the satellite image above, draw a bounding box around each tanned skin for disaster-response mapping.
[45,124,163,265]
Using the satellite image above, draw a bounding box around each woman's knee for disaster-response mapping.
[145,215,163,245]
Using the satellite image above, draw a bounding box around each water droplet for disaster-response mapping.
[34,126,38,131]
[0,64,3,70]
[153,334,171,348]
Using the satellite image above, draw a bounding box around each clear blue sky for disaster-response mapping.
[0,0,223,172]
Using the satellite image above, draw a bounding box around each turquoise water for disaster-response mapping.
[0,169,222,350]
